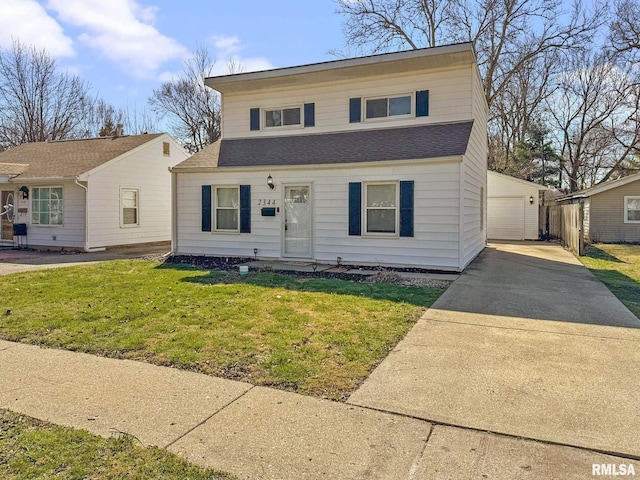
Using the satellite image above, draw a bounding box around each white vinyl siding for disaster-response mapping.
[86,135,189,248]
[175,160,463,271]
[221,66,472,138]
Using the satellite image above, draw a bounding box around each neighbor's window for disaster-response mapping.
[365,95,411,119]
[215,186,239,231]
[625,196,640,223]
[121,188,139,227]
[365,183,397,234]
[32,187,63,226]
[264,107,301,128]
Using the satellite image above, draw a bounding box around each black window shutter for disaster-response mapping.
[416,90,429,117]
[399,181,414,237]
[349,98,362,123]
[250,108,260,131]
[304,103,315,127]
[240,185,251,233]
[348,182,362,236]
[201,185,212,232]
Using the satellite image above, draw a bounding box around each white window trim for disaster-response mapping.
[31,186,64,227]
[363,181,399,237]
[364,93,413,122]
[214,185,240,233]
[262,105,304,130]
[624,195,640,223]
[120,187,140,228]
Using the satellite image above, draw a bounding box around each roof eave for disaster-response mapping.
[206,43,476,93]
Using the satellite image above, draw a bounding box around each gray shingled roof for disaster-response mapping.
[174,122,472,170]
[0,134,164,179]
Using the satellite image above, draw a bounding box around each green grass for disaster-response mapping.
[0,260,445,400]
[580,244,640,318]
[0,409,233,479]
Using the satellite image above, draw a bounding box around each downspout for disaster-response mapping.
[75,177,106,253]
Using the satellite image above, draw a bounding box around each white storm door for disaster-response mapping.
[283,185,311,257]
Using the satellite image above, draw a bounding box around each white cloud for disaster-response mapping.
[208,34,274,76]
[0,0,74,56]
[45,0,187,78]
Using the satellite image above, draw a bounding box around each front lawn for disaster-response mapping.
[0,260,445,400]
[580,244,640,318]
[0,409,233,479]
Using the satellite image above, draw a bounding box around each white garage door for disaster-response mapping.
[488,197,524,240]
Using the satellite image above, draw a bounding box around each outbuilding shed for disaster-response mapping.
[487,171,547,240]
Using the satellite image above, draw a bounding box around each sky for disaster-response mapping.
[0,0,346,117]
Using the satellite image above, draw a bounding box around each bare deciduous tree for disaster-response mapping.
[0,40,94,148]
[545,49,640,191]
[148,46,221,153]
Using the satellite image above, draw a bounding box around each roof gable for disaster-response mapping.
[488,171,549,190]
[0,134,164,180]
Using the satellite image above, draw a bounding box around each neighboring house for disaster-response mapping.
[558,172,640,243]
[0,134,189,250]
[487,171,547,240]
[171,42,488,271]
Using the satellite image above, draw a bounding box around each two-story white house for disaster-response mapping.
[171,42,488,271]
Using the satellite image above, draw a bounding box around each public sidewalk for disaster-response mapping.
[0,339,636,479]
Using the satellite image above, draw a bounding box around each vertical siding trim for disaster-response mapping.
[240,185,251,233]
[348,182,362,235]
[399,180,414,237]
[201,185,212,232]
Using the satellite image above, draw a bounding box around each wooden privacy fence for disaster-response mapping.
[546,203,584,256]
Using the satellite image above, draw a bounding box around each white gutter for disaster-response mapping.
[74,177,106,253]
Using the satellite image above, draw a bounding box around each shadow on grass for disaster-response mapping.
[586,267,640,319]
[584,245,625,263]
[156,264,445,309]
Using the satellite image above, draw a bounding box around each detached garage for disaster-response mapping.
[487,171,547,240]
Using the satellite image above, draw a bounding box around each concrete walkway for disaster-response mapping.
[348,242,640,459]
[0,340,636,479]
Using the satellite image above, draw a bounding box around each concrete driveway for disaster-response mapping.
[0,243,170,275]
[348,242,640,458]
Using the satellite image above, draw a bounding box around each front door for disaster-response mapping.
[283,185,311,257]
[1,190,15,241]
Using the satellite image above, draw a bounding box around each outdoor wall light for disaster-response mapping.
[19,186,29,199]
[267,174,275,189]
[529,195,535,205]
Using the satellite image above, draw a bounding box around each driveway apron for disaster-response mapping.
[348,242,640,458]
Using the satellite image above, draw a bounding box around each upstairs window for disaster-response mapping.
[32,187,63,226]
[264,107,301,128]
[365,95,412,119]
